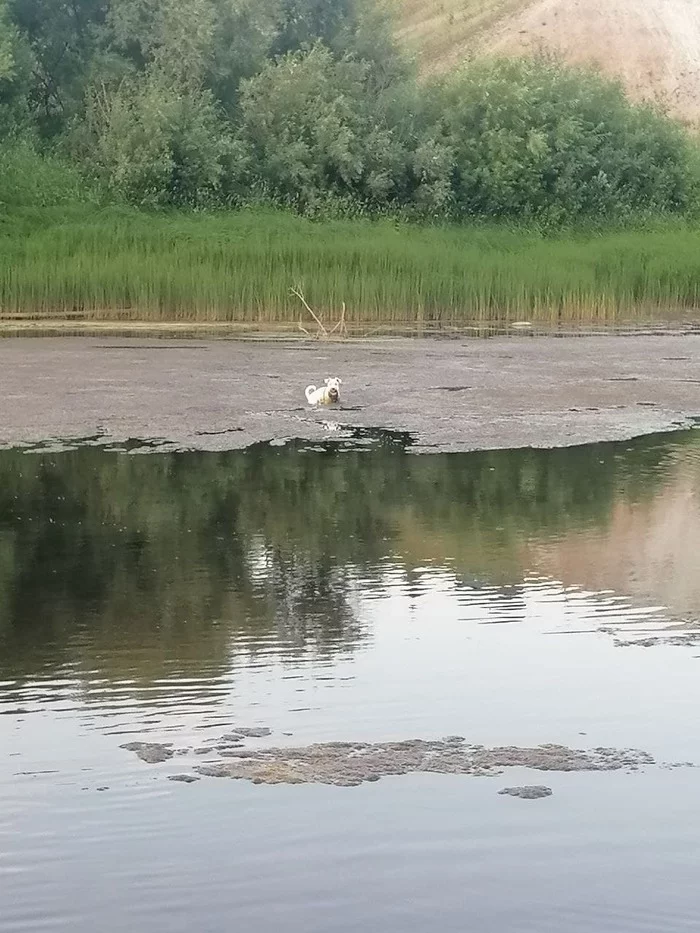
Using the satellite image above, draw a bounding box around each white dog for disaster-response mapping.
[305,377,342,405]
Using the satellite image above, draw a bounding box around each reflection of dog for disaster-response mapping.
[305,377,342,405]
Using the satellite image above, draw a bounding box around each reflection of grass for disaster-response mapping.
[2,207,700,325]
[0,431,692,681]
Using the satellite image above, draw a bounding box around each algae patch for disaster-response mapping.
[190,737,655,787]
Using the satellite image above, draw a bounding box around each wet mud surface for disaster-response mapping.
[119,732,677,787]
[1,335,700,453]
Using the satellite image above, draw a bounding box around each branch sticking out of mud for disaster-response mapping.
[291,286,347,339]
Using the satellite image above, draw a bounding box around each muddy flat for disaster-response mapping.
[1,335,699,452]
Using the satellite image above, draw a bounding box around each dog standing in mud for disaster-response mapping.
[305,377,342,405]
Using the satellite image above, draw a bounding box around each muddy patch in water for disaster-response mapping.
[121,741,175,763]
[118,733,672,787]
[169,736,660,787]
[498,785,553,800]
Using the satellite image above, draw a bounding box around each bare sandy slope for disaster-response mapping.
[397,0,531,70]
[398,0,700,122]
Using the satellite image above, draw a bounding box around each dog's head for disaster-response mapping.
[324,376,342,402]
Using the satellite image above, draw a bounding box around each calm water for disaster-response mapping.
[2,430,700,932]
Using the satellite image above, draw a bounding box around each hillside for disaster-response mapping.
[397,0,700,122]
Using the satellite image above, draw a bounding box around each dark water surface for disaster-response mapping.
[2,430,700,932]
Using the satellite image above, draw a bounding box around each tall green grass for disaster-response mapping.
[1,205,700,326]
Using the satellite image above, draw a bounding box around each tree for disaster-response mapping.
[433,57,695,222]
[9,0,108,134]
[0,0,15,81]
[107,0,217,84]
[204,0,280,115]
[235,43,413,210]
[271,0,355,57]
[0,0,33,136]
[79,68,231,206]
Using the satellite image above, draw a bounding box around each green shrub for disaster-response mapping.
[77,71,231,206]
[432,57,697,223]
[0,139,95,208]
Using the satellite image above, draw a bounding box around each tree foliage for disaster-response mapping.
[1,0,698,222]
[78,70,231,205]
[235,44,413,210]
[0,0,32,135]
[433,57,696,223]
[0,0,15,81]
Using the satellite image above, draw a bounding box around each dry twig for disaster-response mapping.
[290,286,328,337]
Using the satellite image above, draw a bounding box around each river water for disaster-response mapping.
[2,430,700,932]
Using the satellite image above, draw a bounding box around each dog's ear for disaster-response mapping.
[337,378,342,385]
[324,377,331,385]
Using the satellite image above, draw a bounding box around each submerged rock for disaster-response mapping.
[213,728,272,746]
[120,741,175,764]
[498,785,553,799]
[229,727,272,739]
[168,773,200,783]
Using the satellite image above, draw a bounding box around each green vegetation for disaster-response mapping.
[0,0,699,323]
[2,207,700,324]
[1,0,698,220]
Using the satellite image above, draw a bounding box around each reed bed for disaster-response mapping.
[1,207,699,326]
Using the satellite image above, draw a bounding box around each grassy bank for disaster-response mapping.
[1,206,700,327]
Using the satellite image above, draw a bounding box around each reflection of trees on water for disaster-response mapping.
[531,442,700,618]
[0,431,693,682]
[247,548,364,649]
